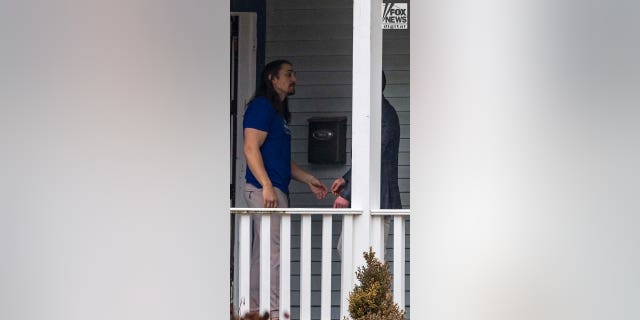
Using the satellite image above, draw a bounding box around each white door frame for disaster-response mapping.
[231,12,257,209]
[230,12,256,314]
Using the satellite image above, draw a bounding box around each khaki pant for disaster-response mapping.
[244,183,288,319]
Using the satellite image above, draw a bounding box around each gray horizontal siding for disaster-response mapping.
[288,111,409,126]
[290,83,408,99]
[287,124,410,139]
[292,71,352,85]
[266,38,409,56]
[266,54,409,71]
[291,138,411,154]
[269,9,353,25]
[290,150,410,165]
[267,25,409,41]
[289,97,410,112]
[269,0,353,10]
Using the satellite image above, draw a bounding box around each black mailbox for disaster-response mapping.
[307,117,347,164]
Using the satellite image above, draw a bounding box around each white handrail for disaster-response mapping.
[231,208,363,215]
[370,209,411,216]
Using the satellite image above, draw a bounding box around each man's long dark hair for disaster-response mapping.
[249,59,292,123]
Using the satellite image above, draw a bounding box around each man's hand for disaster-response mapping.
[306,176,328,199]
[262,185,278,208]
[291,161,327,200]
[333,196,350,208]
[331,177,346,195]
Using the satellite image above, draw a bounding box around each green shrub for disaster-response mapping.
[345,248,405,320]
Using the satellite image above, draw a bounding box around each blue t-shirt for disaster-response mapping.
[243,96,292,194]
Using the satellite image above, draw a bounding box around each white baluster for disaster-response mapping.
[393,216,405,309]
[239,214,251,316]
[370,215,385,260]
[300,215,312,319]
[340,215,354,319]
[233,215,240,316]
[280,215,291,320]
[260,215,270,315]
[321,214,333,320]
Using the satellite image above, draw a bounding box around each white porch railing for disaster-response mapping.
[231,208,409,320]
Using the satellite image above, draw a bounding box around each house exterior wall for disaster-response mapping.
[265,1,410,319]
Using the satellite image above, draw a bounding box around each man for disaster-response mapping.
[332,71,402,255]
[243,59,328,319]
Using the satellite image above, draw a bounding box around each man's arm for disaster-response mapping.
[341,168,352,202]
[291,160,327,199]
[243,128,278,207]
[381,98,401,160]
[331,168,351,208]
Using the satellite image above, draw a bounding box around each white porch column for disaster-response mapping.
[343,0,383,318]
